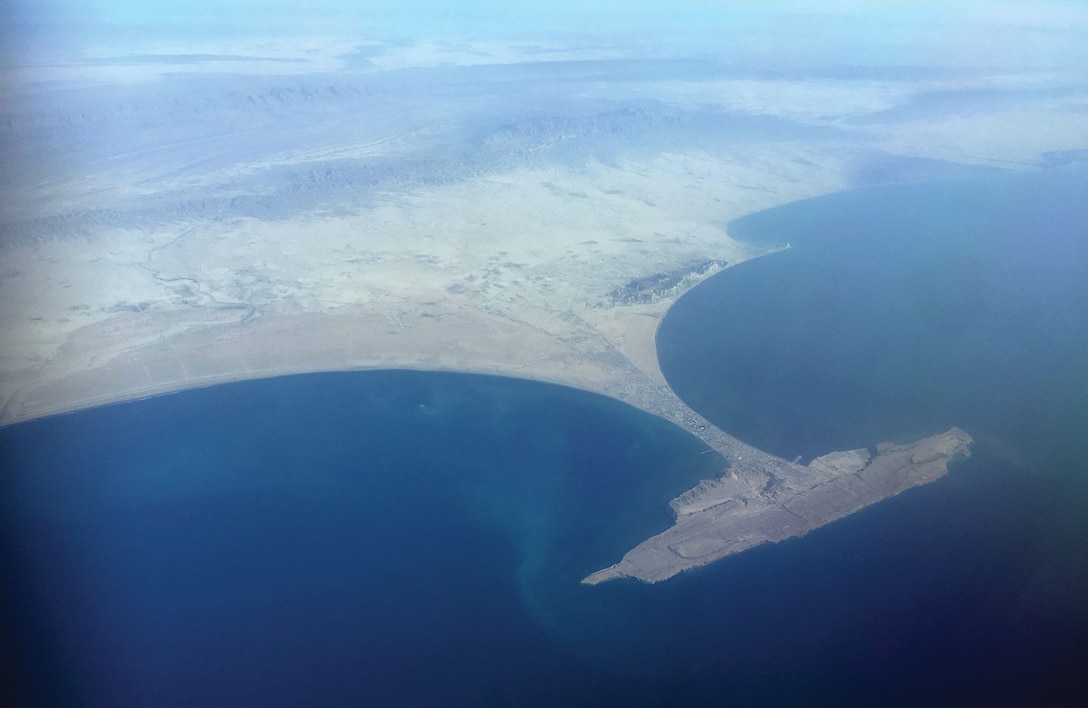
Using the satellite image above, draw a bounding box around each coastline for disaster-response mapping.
[0,147,821,431]
[2,31,1075,585]
[0,247,778,434]
[583,428,974,585]
[1,231,977,587]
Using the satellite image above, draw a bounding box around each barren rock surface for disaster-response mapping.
[583,428,974,585]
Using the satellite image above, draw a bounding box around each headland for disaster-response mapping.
[583,428,973,584]
[0,31,1073,583]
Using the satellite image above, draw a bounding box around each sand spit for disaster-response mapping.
[3,30,1074,583]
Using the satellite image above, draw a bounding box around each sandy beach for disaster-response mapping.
[1,30,1082,493]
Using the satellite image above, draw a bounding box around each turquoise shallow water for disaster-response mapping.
[3,168,1087,705]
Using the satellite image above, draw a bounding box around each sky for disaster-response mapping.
[0,0,1083,82]
[5,1,1087,34]
[2,1,1087,74]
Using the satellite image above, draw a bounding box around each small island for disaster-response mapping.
[583,427,973,585]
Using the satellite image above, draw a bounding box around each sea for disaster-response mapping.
[3,166,1086,706]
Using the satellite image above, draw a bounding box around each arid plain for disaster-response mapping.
[2,20,1086,578]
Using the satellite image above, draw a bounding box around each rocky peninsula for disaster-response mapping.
[583,427,973,584]
[1,28,1068,587]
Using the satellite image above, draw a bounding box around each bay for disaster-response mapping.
[4,167,1087,705]
[657,166,1088,702]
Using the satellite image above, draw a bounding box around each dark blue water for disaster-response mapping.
[658,166,1088,700]
[7,374,1076,707]
[3,169,1087,706]
[662,168,1088,467]
[1,372,720,706]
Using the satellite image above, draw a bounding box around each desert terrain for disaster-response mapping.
[1,18,1085,579]
[4,29,1085,430]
